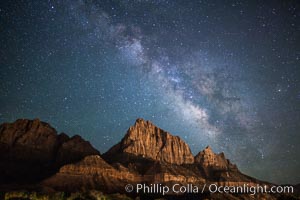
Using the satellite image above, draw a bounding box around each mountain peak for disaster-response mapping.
[133,118,153,128]
[195,146,237,170]
[205,145,212,151]
[0,118,99,183]
[135,118,146,123]
[104,119,194,165]
[0,118,57,147]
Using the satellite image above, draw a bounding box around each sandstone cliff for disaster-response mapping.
[194,146,237,170]
[103,118,194,165]
[0,119,99,183]
[42,155,135,192]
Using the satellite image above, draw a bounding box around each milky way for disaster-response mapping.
[0,0,299,184]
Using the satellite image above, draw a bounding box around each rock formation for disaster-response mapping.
[0,119,99,183]
[0,118,294,200]
[103,118,194,165]
[42,155,135,193]
[44,118,266,195]
[56,134,100,166]
[194,146,237,170]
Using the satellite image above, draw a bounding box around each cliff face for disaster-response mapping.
[104,118,194,165]
[0,119,58,160]
[0,119,99,183]
[194,146,237,171]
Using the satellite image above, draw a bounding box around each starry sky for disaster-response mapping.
[0,0,299,184]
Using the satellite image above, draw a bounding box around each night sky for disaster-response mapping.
[0,0,299,184]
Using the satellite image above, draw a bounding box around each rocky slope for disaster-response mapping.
[0,119,99,184]
[42,155,135,193]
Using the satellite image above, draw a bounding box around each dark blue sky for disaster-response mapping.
[0,0,299,184]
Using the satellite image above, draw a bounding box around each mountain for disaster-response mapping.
[101,119,261,185]
[0,119,99,184]
[103,118,194,165]
[0,118,297,200]
[194,146,236,170]
[44,119,266,193]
